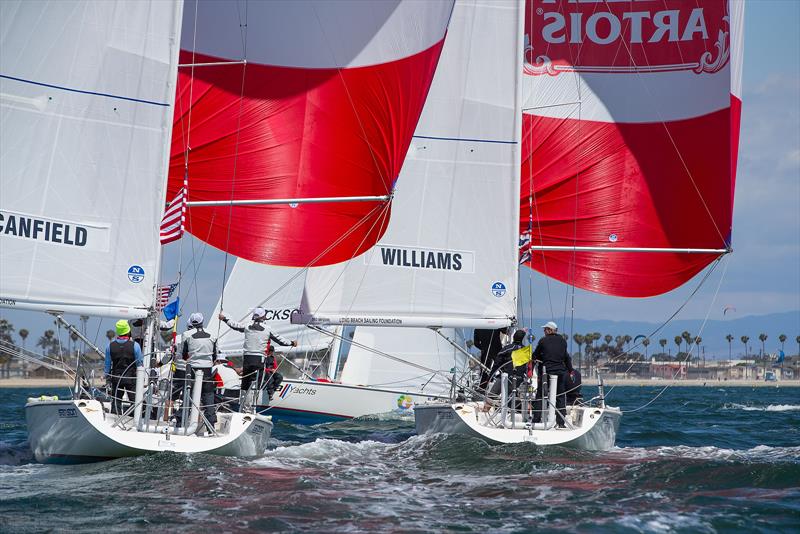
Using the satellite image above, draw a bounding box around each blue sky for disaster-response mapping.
[2,0,799,349]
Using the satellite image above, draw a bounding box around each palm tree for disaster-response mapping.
[681,331,692,354]
[725,334,734,360]
[674,335,682,354]
[37,330,56,356]
[69,331,79,357]
[694,336,702,357]
[573,334,584,373]
[758,333,768,358]
[0,319,12,378]
[642,337,650,360]
[740,335,750,377]
[778,334,787,352]
[659,338,667,358]
[624,334,632,350]
[18,328,29,377]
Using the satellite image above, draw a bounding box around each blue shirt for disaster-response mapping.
[104,337,144,374]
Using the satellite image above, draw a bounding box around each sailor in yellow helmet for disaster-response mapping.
[104,319,144,415]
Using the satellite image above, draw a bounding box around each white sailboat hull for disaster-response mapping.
[26,399,272,464]
[414,402,622,451]
[261,379,450,424]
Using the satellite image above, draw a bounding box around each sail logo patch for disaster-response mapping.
[0,210,110,252]
[491,282,507,298]
[526,0,730,76]
[366,244,475,273]
[127,265,145,283]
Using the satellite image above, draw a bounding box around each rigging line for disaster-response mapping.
[309,5,395,196]
[214,200,390,336]
[174,0,200,316]
[605,255,728,404]
[601,0,728,245]
[219,1,250,314]
[308,325,445,378]
[320,203,394,325]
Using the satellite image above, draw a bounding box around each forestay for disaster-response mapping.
[294,0,525,329]
[520,0,744,297]
[0,0,183,317]
[168,0,453,267]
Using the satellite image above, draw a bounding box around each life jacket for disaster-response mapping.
[183,328,215,369]
[109,338,136,377]
[212,363,241,391]
[242,322,272,356]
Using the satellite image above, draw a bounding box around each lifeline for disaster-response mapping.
[0,212,88,246]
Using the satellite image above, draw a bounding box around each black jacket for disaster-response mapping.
[533,333,573,373]
[473,328,505,361]
[490,342,525,377]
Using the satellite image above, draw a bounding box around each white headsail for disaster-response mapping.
[0,0,183,317]
[210,261,331,355]
[294,0,525,329]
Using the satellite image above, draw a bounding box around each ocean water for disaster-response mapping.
[1,386,798,533]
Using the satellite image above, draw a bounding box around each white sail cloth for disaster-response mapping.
[0,0,183,317]
[211,261,331,355]
[338,327,469,396]
[294,0,525,329]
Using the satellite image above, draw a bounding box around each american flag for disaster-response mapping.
[518,231,531,265]
[156,283,178,310]
[160,180,187,245]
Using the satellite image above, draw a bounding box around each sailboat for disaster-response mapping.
[174,0,463,423]
[206,0,523,423]
[0,0,449,462]
[210,258,470,424]
[415,0,744,449]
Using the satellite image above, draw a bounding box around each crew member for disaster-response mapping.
[104,320,143,415]
[182,312,217,435]
[565,366,582,405]
[487,329,528,398]
[219,308,296,396]
[212,355,241,405]
[532,321,573,427]
[263,344,284,401]
[473,327,507,389]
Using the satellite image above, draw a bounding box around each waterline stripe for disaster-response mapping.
[0,75,170,107]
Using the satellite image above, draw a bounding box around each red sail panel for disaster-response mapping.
[521,0,743,297]
[167,1,452,267]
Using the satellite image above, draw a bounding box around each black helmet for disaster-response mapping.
[513,329,526,344]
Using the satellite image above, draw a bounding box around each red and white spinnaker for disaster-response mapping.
[520,0,744,297]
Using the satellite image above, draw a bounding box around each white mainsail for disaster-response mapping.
[294,0,525,329]
[0,0,183,317]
